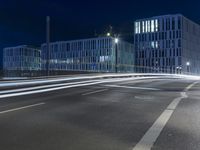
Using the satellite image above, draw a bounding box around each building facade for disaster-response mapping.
[41,37,134,73]
[3,45,41,76]
[134,14,200,74]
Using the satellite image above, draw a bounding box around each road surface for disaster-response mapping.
[0,75,199,150]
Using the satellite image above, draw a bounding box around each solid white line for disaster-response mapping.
[132,81,199,150]
[133,109,174,150]
[0,103,45,114]
[185,81,198,91]
[104,85,160,91]
[82,89,108,96]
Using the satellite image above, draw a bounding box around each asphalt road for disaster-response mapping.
[0,76,199,150]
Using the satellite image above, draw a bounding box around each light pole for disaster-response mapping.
[186,61,190,74]
[115,38,119,73]
[176,66,182,74]
[155,61,158,73]
[179,67,182,74]
[46,16,50,76]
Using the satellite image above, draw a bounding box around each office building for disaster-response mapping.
[3,45,41,76]
[41,37,134,73]
[134,14,200,74]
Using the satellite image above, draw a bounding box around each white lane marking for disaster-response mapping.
[82,89,108,96]
[104,85,160,91]
[132,81,199,150]
[134,96,154,100]
[185,81,198,91]
[133,109,174,150]
[0,80,100,95]
[0,103,45,114]
[0,77,143,99]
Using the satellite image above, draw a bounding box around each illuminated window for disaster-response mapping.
[135,22,137,34]
[140,19,158,33]
[151,41,158,49]
[104,56,109,61]
[138,22,141,33]
[135,22,141,34]
[135,22,139,34]
[142,21,145,33]
[151,20,154,32]
[145,21,148,33]
[147,21,151,32]
[151,42,155,48]
[100,56,105,62]
[155,41,158,48]
[155,19,158,32]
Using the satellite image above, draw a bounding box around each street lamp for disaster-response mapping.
[115,38,119,73]
[115,38,119,44]
[107,32,111,37]
[186,61,190,74]
[176,66,182,74]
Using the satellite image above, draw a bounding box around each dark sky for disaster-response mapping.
[0,0,200,68]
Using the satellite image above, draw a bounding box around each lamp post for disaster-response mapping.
[155,61,158,73]
[46,16,50,76]
[179,67,182,74]
[176,66,182,74]
[115,38,119,73]
[186,62,190,74]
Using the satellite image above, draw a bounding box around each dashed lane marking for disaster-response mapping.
[0,103,45,114]
[82,89,108,96]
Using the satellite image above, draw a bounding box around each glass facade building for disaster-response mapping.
[41,37,134,73]
[3,45,41,74]
[134,14,200,74]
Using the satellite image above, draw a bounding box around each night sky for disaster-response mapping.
[0,0,200,69]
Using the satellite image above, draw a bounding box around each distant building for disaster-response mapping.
[3,45,41,76]
[41,37,134,73]
[134,14,200,74]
